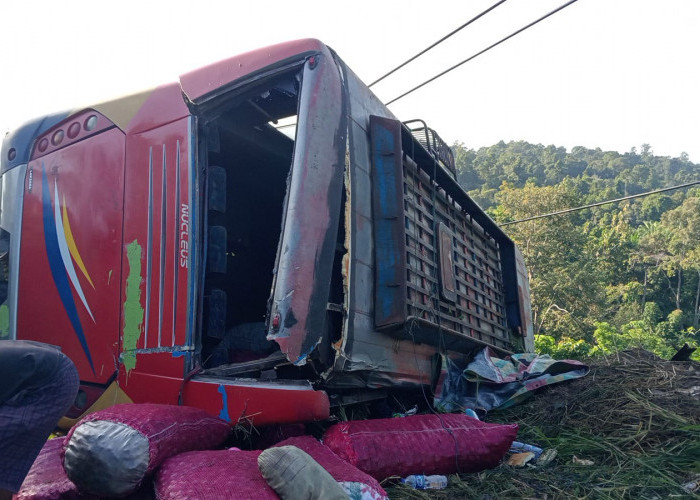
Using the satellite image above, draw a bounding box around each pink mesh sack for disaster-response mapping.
[323,414,518,480]
[15,438,89,500]
[62,404,230,497]
[275,436,387,499]
[154,449,279,500]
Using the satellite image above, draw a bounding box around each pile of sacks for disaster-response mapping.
[16,404,518,499]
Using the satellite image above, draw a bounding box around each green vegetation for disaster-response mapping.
[453,141,700,360]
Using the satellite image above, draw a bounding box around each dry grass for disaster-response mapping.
[386,349,700,499]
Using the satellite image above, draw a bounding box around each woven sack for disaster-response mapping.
[258,445,347,500]
[62,404,230,497]
[323,413,518,480]
[154,449,278,500]
[15,438,88,500]
[274,436,387,499]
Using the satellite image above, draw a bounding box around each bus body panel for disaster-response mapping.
[266,49,347,365]
[17,127,125,383]
[119,116,193,381]
[0,39,533,426]
[180,38,326,103]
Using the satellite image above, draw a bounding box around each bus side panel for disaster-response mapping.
[331,64,437,387]
[17,128,125,383]
[119,116,191,384]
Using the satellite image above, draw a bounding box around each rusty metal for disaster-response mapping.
[402,153,510,349]
[403,119,456,179]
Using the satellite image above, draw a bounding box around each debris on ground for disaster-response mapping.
[387,349,700,499]
[434,347,590,412]
[400,475,448,490]
[16,349,698,499]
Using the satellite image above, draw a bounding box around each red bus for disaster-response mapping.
[0,39,533,427]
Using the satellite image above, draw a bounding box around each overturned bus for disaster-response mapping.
[0,39,533,427]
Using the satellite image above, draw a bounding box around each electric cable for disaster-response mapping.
[385,0,579,106]
[500,179,700,225]
[368,0,508,88]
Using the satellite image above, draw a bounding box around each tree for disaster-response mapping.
[493,182,603,340]
[660,196,700,327]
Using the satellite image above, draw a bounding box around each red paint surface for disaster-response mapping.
[118,368,183,405]
[16,41,344,426]
[122,117,190,364]
[180,39,325,102]
[125,83,190,135]
[118,368,330,426]
[182,380,330,426]
[18,128,125,384]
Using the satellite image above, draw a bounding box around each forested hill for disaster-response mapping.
[454,141,699,209]
[452,141,700,361]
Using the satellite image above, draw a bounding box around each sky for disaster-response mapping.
[2,0,699,161]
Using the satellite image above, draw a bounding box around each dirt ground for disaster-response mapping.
[385,349,700,499]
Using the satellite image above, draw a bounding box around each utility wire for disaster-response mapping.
[385,0,579,106]
[368,0,508,88]
[501,180,700,226]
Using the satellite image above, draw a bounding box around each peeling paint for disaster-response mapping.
[122,240,144,374]
[342,147,352,294]
[293,338,323,367]
[0,304,8,338]
[217,384,231,422]
[335,138,352,361]
[108,269,113,285]
[283,309,298,329]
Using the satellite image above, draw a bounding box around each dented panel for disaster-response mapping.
[327,60,533,390]
[267,49,347,365]
[2,39,532,424]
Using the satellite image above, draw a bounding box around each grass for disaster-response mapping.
[385,349,700,499]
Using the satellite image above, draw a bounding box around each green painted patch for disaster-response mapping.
[122,240,144,374]
[0,303,9,338]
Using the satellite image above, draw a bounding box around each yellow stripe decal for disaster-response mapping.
[62,194,95,289]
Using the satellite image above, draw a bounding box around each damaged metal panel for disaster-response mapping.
[515,246,535,352]
[327,60,533,391]
[329,63,433,387]
[369,115,407,329]
[267,50,347,365]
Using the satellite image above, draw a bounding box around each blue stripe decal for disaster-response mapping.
[41,169,95,373]
[217,384,231,422]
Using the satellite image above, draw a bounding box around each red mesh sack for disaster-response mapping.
[274,436,387,499]
[62,404,230,497]
[154,449,279,500]
[15,438,90,500]
[323,414,518,480]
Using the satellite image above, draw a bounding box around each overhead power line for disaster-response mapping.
[385,0,579,106]
[368,0,508,88]
[501,180,700,226]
